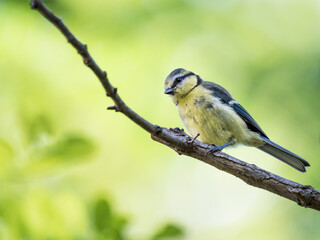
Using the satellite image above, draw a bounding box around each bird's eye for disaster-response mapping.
[175,77,183,83]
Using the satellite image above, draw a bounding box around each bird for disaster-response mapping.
[164,68,310,172]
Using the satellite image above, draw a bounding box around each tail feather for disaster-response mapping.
[258,136,310,172]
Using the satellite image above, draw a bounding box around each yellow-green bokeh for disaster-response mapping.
[0,0,320,239]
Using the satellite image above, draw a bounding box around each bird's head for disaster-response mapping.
[164,68,200,101]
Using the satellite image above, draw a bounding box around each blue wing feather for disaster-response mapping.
[202,81,268,139]
[231,102,269,139]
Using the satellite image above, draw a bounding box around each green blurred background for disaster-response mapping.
[0,0,320,239]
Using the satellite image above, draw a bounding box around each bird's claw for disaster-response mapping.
[206,141,234,155]
[169,127,184,133]
[206,145,223,155]
[174,127,184,132]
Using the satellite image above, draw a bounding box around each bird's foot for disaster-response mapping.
[206,141,234,155]
[208,145,224,153]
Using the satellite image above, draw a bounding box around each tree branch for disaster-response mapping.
[30,0,320,211]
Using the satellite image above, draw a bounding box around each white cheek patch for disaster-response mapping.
[165,79,173,89]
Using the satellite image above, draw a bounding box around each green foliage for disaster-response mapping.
[151,224,184,240]
[92,198,128,240]
[26,114,53,143]
[0,0,320,239]
[0,109,183,239]
[41,133,95,161]
[91,198,184,240]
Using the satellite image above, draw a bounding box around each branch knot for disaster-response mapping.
[152,125,163,136]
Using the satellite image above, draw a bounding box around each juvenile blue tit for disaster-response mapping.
[164,68,310,172]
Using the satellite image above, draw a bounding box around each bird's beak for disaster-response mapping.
[164,88,174,95]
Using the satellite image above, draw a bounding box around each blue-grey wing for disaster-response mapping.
[202,80,268,139]
[231,102,269,139]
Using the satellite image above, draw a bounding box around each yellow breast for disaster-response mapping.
[175,86,258,145]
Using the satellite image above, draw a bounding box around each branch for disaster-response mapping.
[30,0,320,211]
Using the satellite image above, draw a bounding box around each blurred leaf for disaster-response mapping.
[92,198,129,240]
[114,217,128,233]
[94,199,112,233]
[112,216,128,240]
[41,133,95,162]
[151,223,184,240]
[25,114,53,144]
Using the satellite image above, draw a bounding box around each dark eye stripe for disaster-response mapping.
[172,72,194,87]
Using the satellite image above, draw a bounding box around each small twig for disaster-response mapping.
[187,133,200,145]
[107,105,120,112]
[30,0,320,211]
